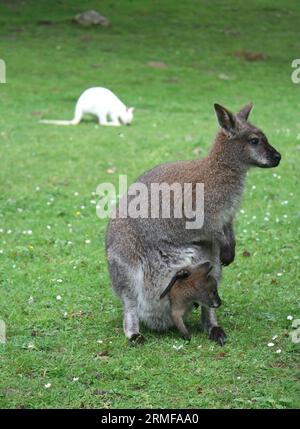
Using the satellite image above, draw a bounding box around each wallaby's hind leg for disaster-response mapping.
[201,306,226,346]
[71,105,83,125]
[108,256,145,346]
[172,309,191,341]
[123,296,145,346]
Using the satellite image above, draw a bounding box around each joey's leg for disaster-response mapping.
[123,296,145,346]
[201,306,226,346]
[172,309,191,341]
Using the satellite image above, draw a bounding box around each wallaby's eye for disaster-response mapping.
[248,137,259,145]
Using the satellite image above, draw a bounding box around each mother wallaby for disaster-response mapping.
[106,103,281,346]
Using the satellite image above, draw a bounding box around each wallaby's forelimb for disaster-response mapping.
[220,222,236,266]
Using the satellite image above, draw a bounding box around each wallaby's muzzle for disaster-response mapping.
[270,150,281,167]
[263,149,281,168]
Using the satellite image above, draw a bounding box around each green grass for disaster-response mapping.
[0,0,299,409]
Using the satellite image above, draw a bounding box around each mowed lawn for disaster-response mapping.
[0,0,299,409]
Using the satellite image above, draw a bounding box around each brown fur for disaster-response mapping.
[160,262,222,340]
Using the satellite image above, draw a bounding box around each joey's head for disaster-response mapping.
[119,107,134,125]
[190,262,222,308]
[175,263,222,308]
[213,103,281,169]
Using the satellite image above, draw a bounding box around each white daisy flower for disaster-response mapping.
[173,344,183,351]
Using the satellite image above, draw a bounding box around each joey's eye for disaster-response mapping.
[249,137,259,145]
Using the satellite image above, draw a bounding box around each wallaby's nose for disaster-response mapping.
[273,152,281,162]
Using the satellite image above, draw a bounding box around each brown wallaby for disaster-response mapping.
[160,262,222,342]
[106,103,281,346]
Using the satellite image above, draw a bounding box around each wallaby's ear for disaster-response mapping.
[237,103,253,121]
[196,261,213,277]
[129,107,135,113]
[214,104,236,135]
[175,269,191,279]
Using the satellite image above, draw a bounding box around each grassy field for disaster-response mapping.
[0,0,299,409]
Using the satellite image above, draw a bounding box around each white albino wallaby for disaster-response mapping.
[40,87,134,126]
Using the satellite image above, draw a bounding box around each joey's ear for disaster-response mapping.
[160,269,190,299]
[237,102,253,121]
[214,104,236,135]
[129,107,135,113]
[196,261,213,276]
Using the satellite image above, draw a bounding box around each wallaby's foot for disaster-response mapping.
[220,244,235,266]
[209,326,226,346]
[101,121,121,127]
[129,333,145,346]
[181,332,191,341]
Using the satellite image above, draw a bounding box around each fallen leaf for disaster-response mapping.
[147,61,168,69]
[80,35,94,42]
[165,76,179,84]
[70,310,89,318]
[242,250,251,257]
[10,27,24,32]
[232,50,267,62]
[215,351,226,360]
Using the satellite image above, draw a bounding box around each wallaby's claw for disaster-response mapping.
[220,246,235,266]
[209,327,226,347]
[181,333,191,341]
[129,333,145,346]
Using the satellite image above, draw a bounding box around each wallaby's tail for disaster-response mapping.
[39,119,77,126]
[39,107,83,126]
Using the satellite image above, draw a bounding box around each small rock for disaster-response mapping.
[73,10,110,27]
